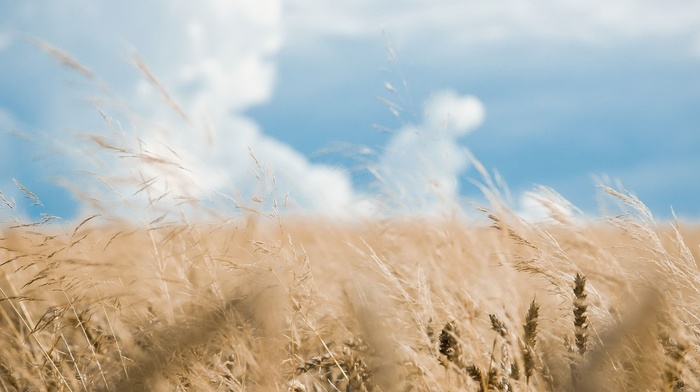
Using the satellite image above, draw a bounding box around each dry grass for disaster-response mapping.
[2,42,699,391]
[0,195,699,391]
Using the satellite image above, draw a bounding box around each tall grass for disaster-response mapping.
[1,182,698,391]
[0,43,698,391]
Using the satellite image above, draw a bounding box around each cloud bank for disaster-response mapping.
[285,0,700,53]
[0,1,373,220]
[1,2,494,221]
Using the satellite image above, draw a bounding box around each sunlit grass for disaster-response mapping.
[0,42,697,392]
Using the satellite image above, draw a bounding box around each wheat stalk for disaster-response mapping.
[573,273,588,356]
[522,298,540,384]
[439,321,462,368]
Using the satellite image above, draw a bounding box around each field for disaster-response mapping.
[2,42,698,392]
[0,183,699,391]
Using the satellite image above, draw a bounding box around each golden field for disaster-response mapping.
[0,187,698,391]
[1,42,698,392]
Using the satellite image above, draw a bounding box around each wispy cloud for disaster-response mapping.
[284,1,700,57]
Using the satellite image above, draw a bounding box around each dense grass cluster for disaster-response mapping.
[0,184,698,391]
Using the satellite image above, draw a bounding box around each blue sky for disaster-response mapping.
[1,1,699,222]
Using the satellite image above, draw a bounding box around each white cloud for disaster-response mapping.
[112,2,369,218]
[18,1,686,221]
[424,91,485,136]
[375,90,484,212]
[127,113,369,219]
[22,1,376,220]
[118,2,282,121]
[516,192,551,224]
[284,1,700,53]
[1,1,373,220]
[516,187,580,225]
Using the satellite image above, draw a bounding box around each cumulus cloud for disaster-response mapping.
[376,90,485,212]
[127,113,367,219]
[423,91,485,136]
[1,1,374,220]
[115,1,369,219]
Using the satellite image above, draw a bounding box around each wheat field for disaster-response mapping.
[2,43,699,391]
[0,181,698,391]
